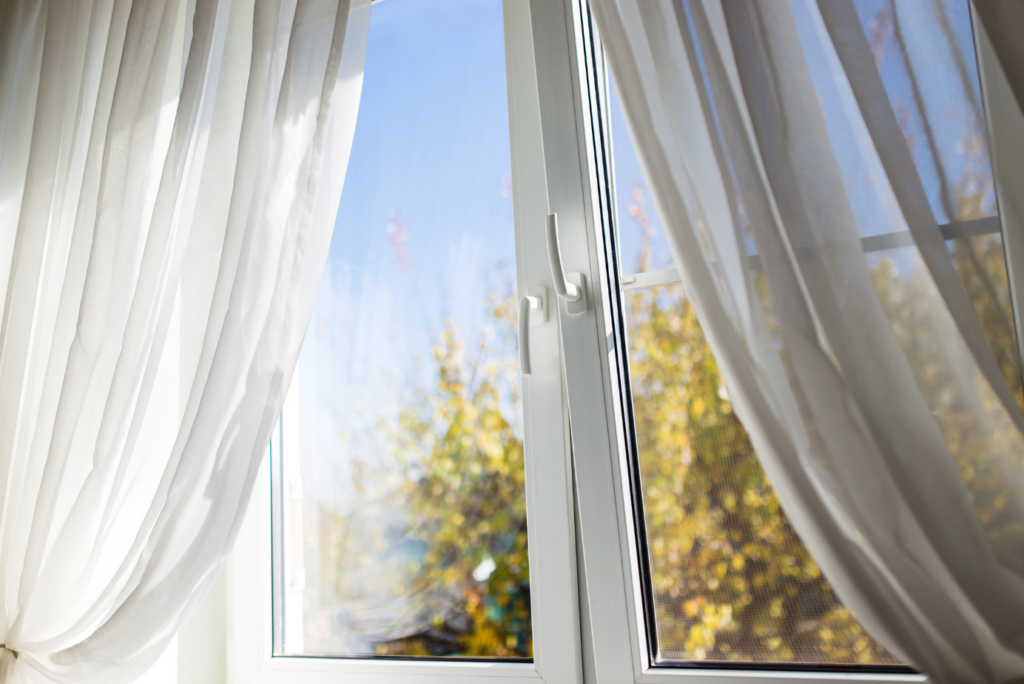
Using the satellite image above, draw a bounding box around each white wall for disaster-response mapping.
[132,636,177,684]
[177,567,228,684]
[131,566,227,684]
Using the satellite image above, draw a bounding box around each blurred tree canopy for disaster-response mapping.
[624,161,1020,664]
[310,284,532,658]
[623,189,900,664]
[377,306,532,658]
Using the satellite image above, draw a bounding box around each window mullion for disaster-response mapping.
[527,0,643,683]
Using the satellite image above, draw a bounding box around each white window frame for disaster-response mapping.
[227,1,585,682]
[226,1,1020,683]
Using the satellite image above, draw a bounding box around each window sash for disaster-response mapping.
[568,2,1020,683]
[228,1,584,681]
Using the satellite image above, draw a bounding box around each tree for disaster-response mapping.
[309,283,532,658]
[622,189,898,664]
[379,308,532,657]
[624,126,1023,663]
[871,159,1024,578]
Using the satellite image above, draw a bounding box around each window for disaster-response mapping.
[230,1,581,682]
[229,1,1020,683]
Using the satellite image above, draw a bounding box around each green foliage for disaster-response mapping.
[871,235,1024,578]
[625,277,898,664]
[619,188,890,663]
[622,153,1023,663]
[379,313,531,657]
[312,290,531,658]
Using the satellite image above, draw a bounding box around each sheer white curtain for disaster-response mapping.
[0,0,369,681]
[591,1,1024,682]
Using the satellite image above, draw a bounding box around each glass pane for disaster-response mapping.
[609,0,1022,668]
[845,0,1023,409]
[276,0,531,659]
[608,65,903,671]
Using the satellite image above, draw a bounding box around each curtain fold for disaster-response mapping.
[591,1,1024,682]
[0,0,369,681]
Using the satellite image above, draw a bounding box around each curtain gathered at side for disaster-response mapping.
[0,0,369,681]
[590,0,1024,682]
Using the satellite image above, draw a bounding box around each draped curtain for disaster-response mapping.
[0,0,369,681]
[590,1,1024,682]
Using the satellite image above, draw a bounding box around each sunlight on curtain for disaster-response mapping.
[0,0,369,681]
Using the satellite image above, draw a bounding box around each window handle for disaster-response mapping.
[545,213,587,315]
[518,286,546,376]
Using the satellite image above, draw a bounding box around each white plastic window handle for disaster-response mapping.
[519,295,543,375]
[545,214,587,315]
[546,214,580,301]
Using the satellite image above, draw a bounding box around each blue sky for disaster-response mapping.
[299,0,515,509]
[609,75,674,276]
